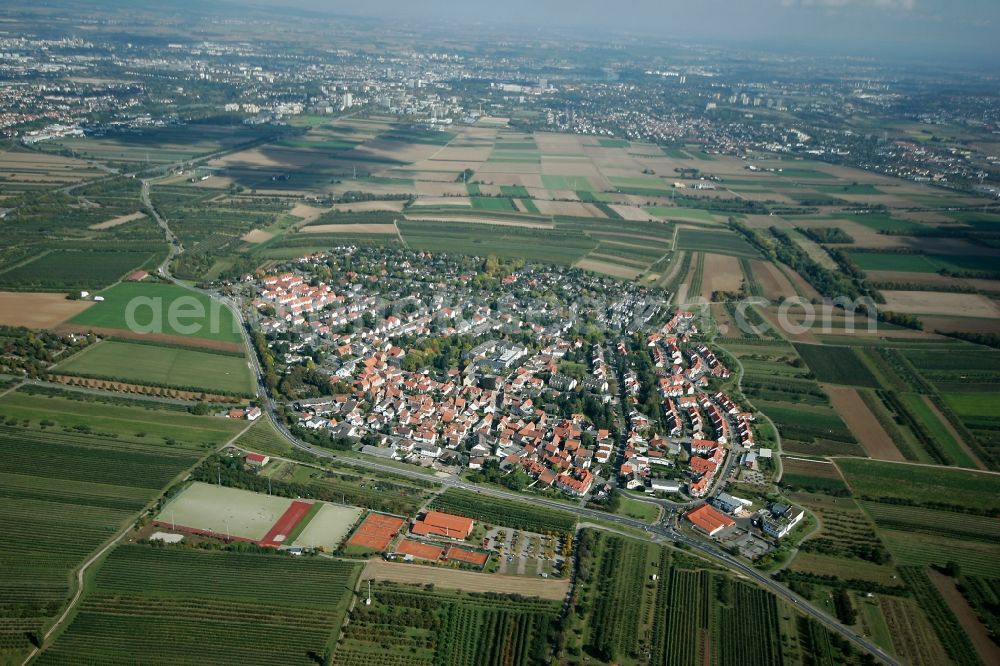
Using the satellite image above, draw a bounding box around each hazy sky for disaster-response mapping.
[272,0,1000,66]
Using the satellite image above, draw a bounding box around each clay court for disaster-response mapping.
[396,539,445,561]
[0,292,94,329]
[362,560,570,600]
[347,512,406,551]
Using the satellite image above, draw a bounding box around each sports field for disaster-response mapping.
[66,282,243,344]
[291,503,363,551]
[157,482,295,543]
[56,339,255,394]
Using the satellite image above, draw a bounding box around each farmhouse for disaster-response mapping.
[244,452,270,468]
[685,504,736,537]
[411,510,474,539]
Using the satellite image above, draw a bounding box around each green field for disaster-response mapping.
[0,249,159,292]
[430,488,577,534]
[399,220,596,266]
[333,582,560,666]
[676,227,759,257]
[470,196,518,212]
[645,206,717,223]
[564,530,863,665]
[56,340,254,394]
[0,389,246,447]
[849,251,1000,274]
[794,344,881,388]
[541,175,593,191]
[37,545,361,665]
[67,282,243,343]
[0,423,208,662]
[836,458,1000,513]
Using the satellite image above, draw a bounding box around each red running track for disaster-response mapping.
[259,500,313,547]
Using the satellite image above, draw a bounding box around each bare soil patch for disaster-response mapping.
[927,569,1000,666]
[0,292,95,328]
[700,253,742,299]
[240,229,274,244]
[332,200,407,213]
[823,385,904,461]
[920,316,1000,334]
[534,200,595,217]
[609,204,656,221]
[880,291,1000,318]
[575,258,643,280]
[361,560,569,600]
[749,259,797,301]
[88,211,147,230]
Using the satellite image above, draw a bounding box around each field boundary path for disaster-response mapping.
[21,421,255,666]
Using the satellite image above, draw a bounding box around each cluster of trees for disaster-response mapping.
[798,226,854,244]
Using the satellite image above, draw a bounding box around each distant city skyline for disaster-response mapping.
[268,0,999,66]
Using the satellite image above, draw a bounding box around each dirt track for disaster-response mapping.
[361,560,570,600]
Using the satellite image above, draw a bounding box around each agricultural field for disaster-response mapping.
[36,544,361,665]
[65,282,244,348]
[0,249,159,292]
[0,417,211,663]
[0,388,246,447]
[55,339,255,395]
[793,343,880,388]
[0,292,95,329]
[562,530,869,666]
[332,582,561,666]
[835,458,1000,514]
[429,489,577,535]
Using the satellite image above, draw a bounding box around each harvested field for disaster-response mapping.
[88,211,147,230]
[700,253,742,299]
[0,292,94,328]
[240,229,274,243]
[299,223,397,234]
[823,386,904,461]
[575,258,643,279]
[880,291,1000,318]
[533,200,595,217]
[609,204,656,221]
[331,200,407,212]
[361,560,570,600]
[749,259,798,301]
[920,316,1000,334]
[288,203,331,225]
[927,569,1000,666]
